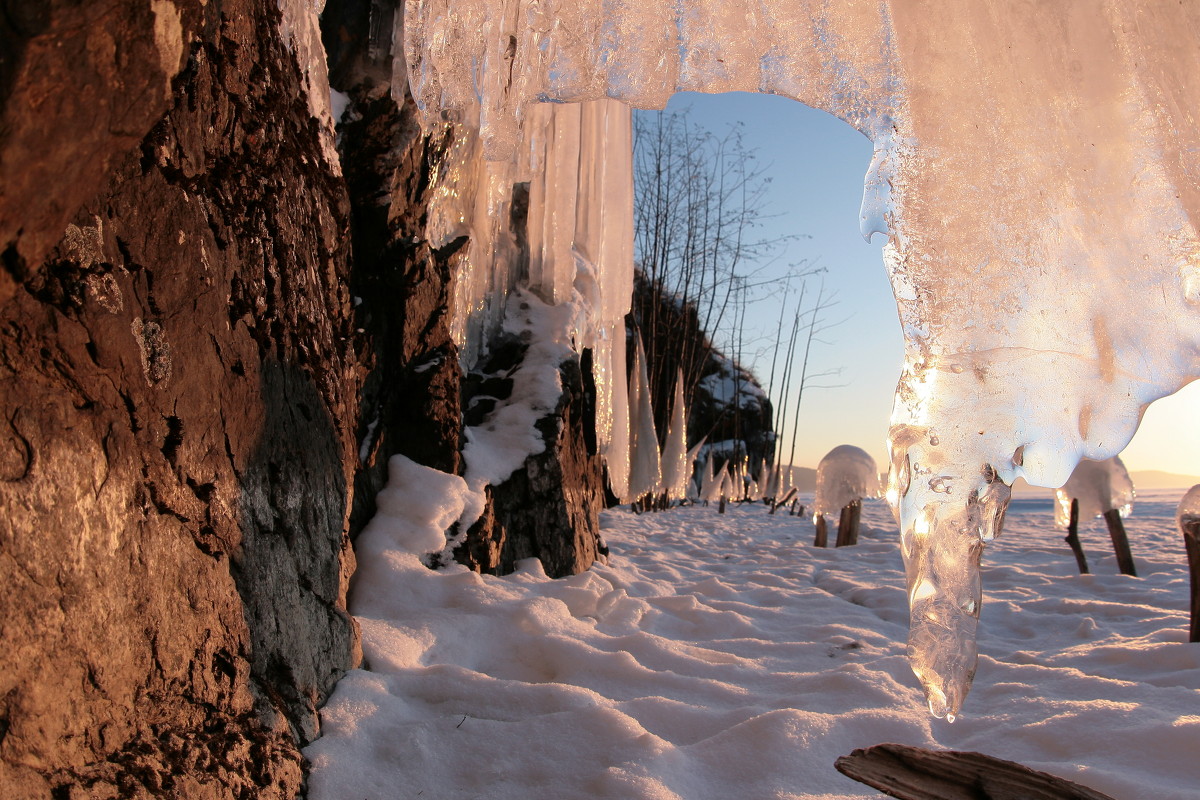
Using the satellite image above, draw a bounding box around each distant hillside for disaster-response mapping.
[776,466,817,493]
[1129,470,1200,490]
[1006,470,1200,496]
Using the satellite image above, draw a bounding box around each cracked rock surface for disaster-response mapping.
[1,4,359,798]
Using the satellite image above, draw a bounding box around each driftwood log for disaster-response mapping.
[835,743,1116,800]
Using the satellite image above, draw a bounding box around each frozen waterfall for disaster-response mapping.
[403,0,1200,718]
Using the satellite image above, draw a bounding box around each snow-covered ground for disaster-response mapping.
[305,490,1200,799]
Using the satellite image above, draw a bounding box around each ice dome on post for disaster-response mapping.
[1053,457,1134,529]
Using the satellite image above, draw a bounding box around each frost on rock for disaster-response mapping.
[813,445,879,520]
[1054,457,1135,528]
[277,0,341,172]
[405,1,1200,717]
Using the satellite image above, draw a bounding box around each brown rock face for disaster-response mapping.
[1,1,608,797]
[457,350,606,579]
[1,4,358,798]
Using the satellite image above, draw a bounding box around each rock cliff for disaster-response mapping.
[0,2,604,797]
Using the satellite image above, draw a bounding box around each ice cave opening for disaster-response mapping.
[404,0,1200,720]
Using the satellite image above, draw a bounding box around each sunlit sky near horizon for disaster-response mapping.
[645,92,1200,479]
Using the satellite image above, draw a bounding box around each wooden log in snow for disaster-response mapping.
[1064,497,1090,574]
[1182,517,1200,643]
[813,514,828,548]
[835,499,862,547]
[771,487,798,514]
[1103,508,1137,577]
[835,743,1117,800]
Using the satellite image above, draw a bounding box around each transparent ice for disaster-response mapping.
[1054,457,1135,529]
[404,0,1200,717]
[813,445,880,520]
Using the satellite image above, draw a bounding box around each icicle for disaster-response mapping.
[699,455,718,503]
[627,333,661,501]
[660,369,690,502]
[685,440,706,502]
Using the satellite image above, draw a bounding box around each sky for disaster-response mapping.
[644,91,1200,478]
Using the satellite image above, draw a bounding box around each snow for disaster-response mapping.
[813,445,881,520]
[355,455,472,556]
[1054,457,1135,529]
[402,0,1200,719]
[456,289,573,529]
[307,491,1200,799]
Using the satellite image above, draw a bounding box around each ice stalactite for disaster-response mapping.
[422,93,636,506]
[685,440,706,501]
[1054,457,1135,529]
[405,0,1200,717]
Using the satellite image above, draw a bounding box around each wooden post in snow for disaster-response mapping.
[835,499,862,547]
[1181,516,1200,643]
[1102,509,1137,577]
[835,743,1117,800]
[813,514,828,548]
[1063,498,1089,574]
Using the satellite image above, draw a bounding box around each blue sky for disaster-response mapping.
[644,92,1200,477]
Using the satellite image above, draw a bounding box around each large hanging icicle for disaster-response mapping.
[404,0,1200,719]
[422,92,636,502]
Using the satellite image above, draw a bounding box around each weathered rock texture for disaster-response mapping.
[1,1,606,797]
[456,347,606,578]
[1,3,360,798]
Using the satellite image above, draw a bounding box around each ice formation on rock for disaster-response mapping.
[1054,457,1135,529]
[421,93,636,504]
[404,1,1200,717]
[813,445,880,520]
